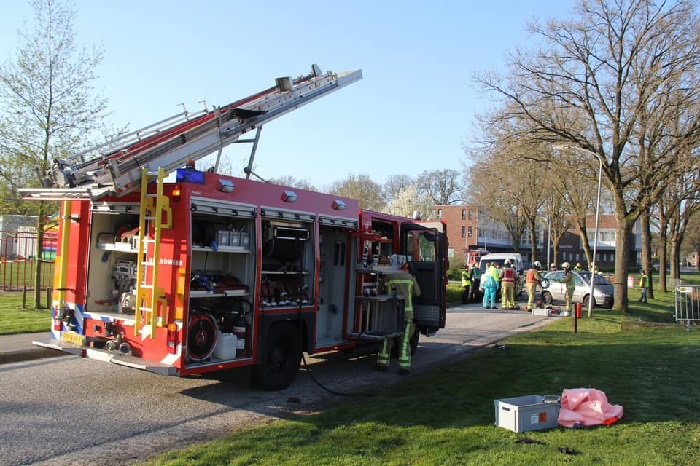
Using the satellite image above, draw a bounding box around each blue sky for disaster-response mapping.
[0,0,576,189]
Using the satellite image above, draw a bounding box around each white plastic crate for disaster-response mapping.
[532,308,569,317]
[494,395,561,433]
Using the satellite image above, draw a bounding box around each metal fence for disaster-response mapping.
[674,285,700,329]
[0,230,56,292]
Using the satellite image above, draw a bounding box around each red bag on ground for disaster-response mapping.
[558,388,623,427]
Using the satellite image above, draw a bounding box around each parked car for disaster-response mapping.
[541,270,614,309]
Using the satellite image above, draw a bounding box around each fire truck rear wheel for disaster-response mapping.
[252,323,302,391]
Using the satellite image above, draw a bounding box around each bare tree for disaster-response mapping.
[327,173,385,212]
[542,188,572,267]
[548,147,604,269]
[383,174,414,205]
[267,176,317,192]
[0,0,110,307]
[684,211,700,272]
[474,0,700,311]
[468,156,529,253]
[384,184,432,219]
[416,169,464,206]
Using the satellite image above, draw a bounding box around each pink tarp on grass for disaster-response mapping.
[558,388,623,427]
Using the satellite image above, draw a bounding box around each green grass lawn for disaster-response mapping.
[0,292,51,334]
[140,273,700,466]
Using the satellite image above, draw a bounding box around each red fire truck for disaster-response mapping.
[466,249,489,266]
[23,65,447,390]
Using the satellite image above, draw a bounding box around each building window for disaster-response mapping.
[468,210,473,220]
[468,226,473,237]
[437,209,442,219]
[461,209,466,220]
[461,226,466,237]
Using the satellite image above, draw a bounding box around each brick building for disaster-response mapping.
[431,205,479,261]
[432,205,640,269]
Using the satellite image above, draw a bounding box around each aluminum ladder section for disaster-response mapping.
[134,167,172,338]
[20,65,362,201]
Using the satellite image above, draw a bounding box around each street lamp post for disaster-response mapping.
[553,144,603,318]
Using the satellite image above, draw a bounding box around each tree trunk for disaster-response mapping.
[639,211,654,299]
[670,231,683,283]
[658,235,669,292]
[34,204,46,308]
[657,206,669,293]
[576,221,593,270]
[613,210,633,312]
[529,217,537,261]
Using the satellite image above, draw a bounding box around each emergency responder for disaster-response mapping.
[492,263,502,302]
[638,269,648,303]
[480,263,498,309]
[461,265,472,304]
[376,263,421,375]
[562,262,575,313]
[574,262,583,271]
[526,261,542,311]
[550,263,557,272]
[469,263,481,302]
[500,259,517,310]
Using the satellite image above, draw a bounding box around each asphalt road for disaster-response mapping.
[0,303,551,466]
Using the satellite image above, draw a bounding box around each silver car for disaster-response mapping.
[541,270,614,309]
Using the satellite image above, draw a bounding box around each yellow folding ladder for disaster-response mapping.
[134,167,172,338]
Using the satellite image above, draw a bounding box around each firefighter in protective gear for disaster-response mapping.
[638,269,648,303]
[480,263,498,309]
[500,259,517,310]
[376,264,421,375]
[562,262,575,312]
[461,266,472,304]
[491,263,502,302]
[526,261,542,311]
[469,263,481,302]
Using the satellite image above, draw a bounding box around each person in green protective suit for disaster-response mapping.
[461,266,472,304]
[562,262,575,313]
[376,263,422,375]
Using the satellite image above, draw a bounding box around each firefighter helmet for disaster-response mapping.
[562,262,570,270]
[533,261,541,269]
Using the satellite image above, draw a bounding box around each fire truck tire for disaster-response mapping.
[252,323,302,391]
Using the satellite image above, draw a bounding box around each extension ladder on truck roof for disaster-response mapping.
[20,64,362,201]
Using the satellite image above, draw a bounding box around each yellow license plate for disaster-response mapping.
[61,331,85,346]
